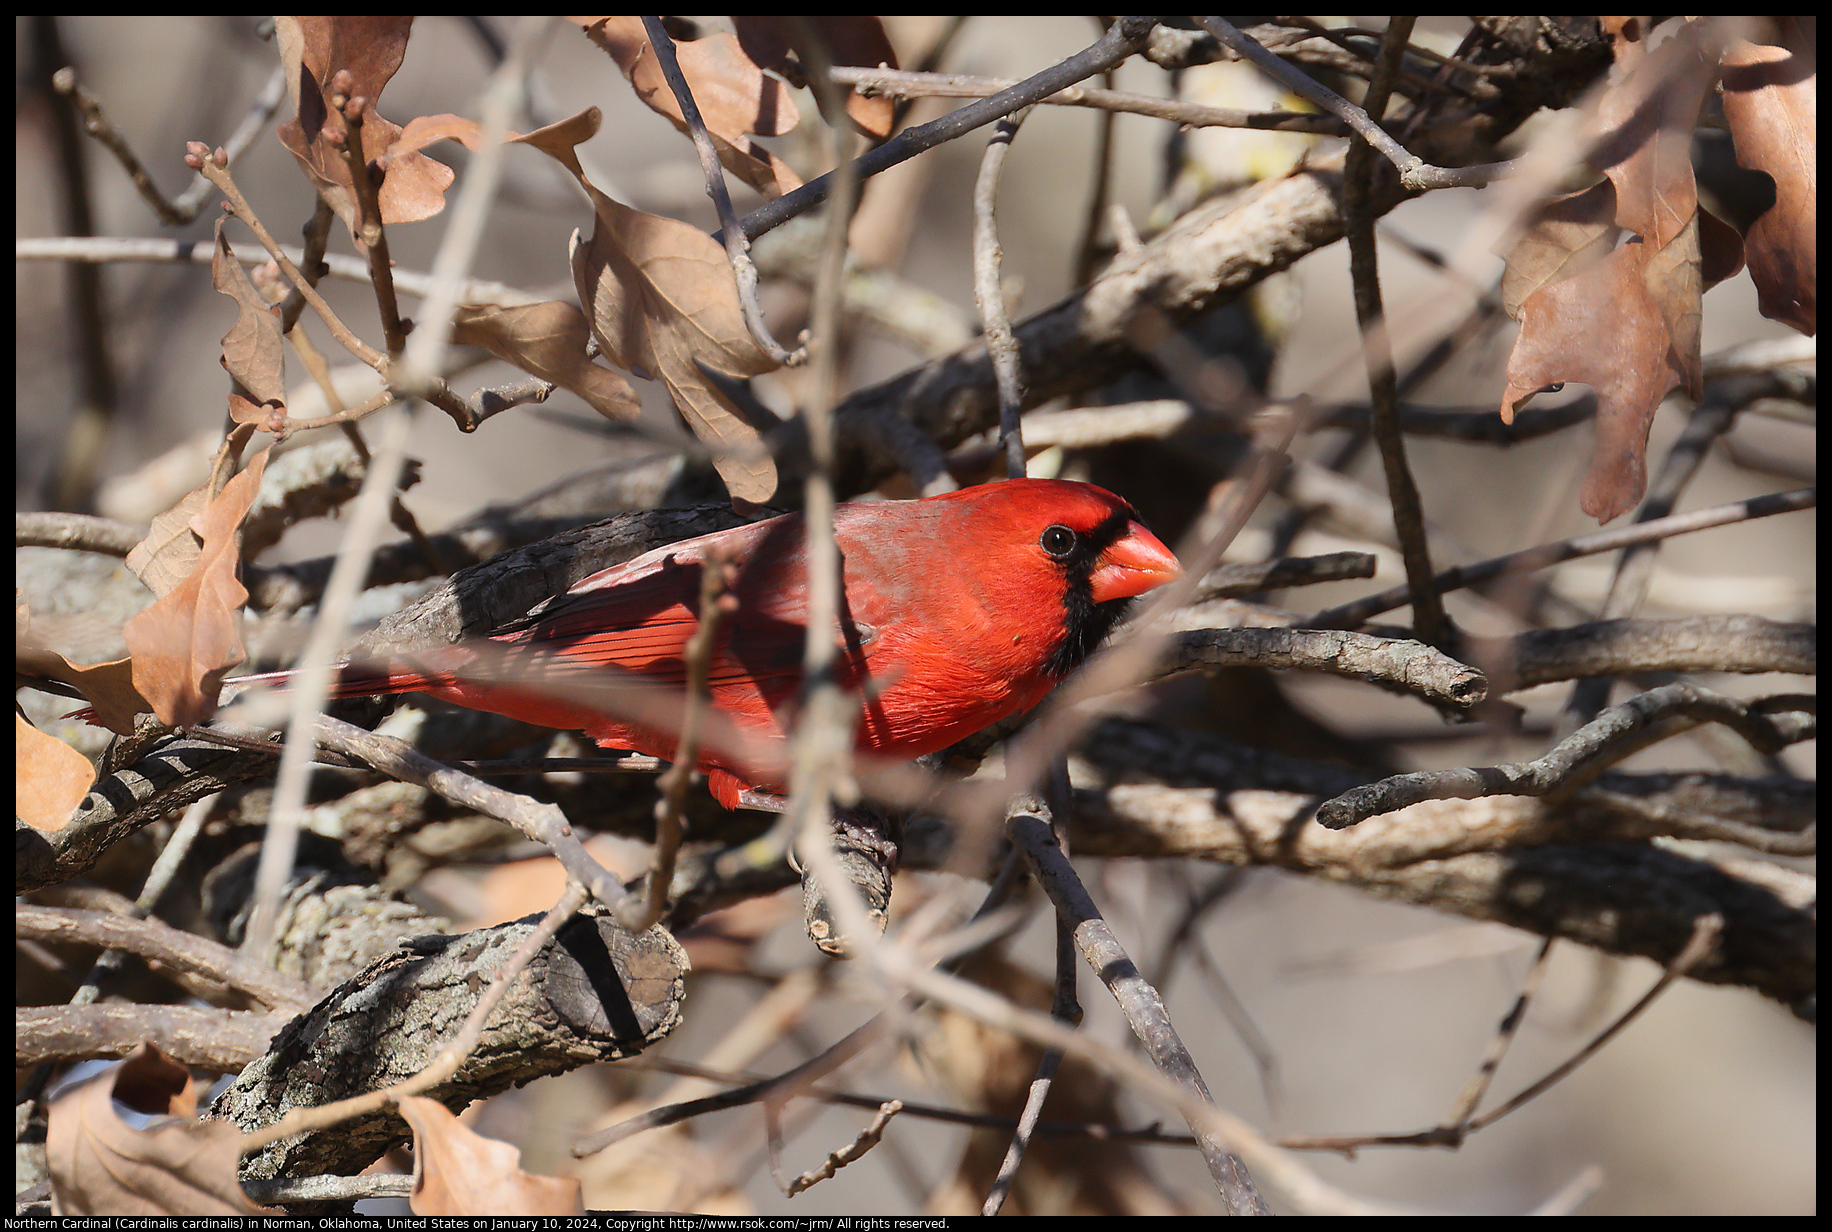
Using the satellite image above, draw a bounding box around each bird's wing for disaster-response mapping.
[484,546,869,694]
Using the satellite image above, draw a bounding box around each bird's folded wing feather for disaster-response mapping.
[484,558,840,692]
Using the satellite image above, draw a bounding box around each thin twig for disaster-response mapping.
[640,16,803,367]
[33,19,116,513]
[330,75,408,357]
[1306,487,1817,630]
[1147,869,1283,1125]
[1443,937,1554,1132]
[730,17,1160,242]
[16,235,543,307]
[278,197,336,336]
[970,107,1034,479]
[1194,16,1502,191]
[575,1005,896,1156]
[1316,685,1815,829]
[1007,800,1269,1214]
[982,779,1078,1216]
[242,407,417,958]
[781,1101,903,1197]
[1071,69,1117,288]
[626,1053,1211,1145]
[1341,17,1451,650]
[52,64,286,225]
[1297,913,1722,1158]
[1468,914,1722,1130]
[832,65,1344,136]
[619,545,737,932]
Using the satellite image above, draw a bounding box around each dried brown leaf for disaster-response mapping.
[46,1043,271,1215]
[732,16,901,138]
[211,221,286,411]
[385,111,493,163]
[274,15,455,241]
[574,16,803,198]
[1593,19,1718,252]
[1592,18,1723,396]
[122,449,268,727]
[369,105,778,501]
[451,301,642,423]
[570,219,779,503]
[1721,33,1817,334]
[1499,19,1741,522]
[16,639,150,735]
[16,716,97,832]
[1502,243,1686,522]
[1499,181,1620,320]
[126,487,211,599]
[400,1096,584,1215]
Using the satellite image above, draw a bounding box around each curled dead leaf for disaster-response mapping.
[123,449,269,727]
[731,15,901,138]
[274,15,455,243]
[46,1043,271,1215]
[575,15,803,198]
[399,1096,584,1215]
[1501,244,1685,522]
[569,221,779,504]
[1721,33,1817,334]
[211,221,286,413]
[451,301,642,423]
[16,715,97,832]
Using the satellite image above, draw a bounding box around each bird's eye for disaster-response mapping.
[1040,524,1077,558]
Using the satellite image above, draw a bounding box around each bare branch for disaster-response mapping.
[1316,685,1815,829]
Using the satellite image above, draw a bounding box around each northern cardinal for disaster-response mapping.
[233,478,1181,807]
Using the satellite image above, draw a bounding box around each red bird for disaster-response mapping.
[236,479,1181,808]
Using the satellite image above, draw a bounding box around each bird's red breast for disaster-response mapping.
[237,479,1182,807]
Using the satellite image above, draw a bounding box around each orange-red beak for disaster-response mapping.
[1088,521,1182,604]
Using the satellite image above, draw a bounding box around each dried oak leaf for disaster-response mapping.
[16,715,97,832]
[122,449,269,727]
[46,1043,271,1215]
[211,220,286,424]
[274,15,454,244]
[1500,181,1621,319]
[1502,240,1691,523]
[569,205,780,505]
[1720,29,1817,335]
[731,16,901,138]
[504,109,779,502]
[1499,19,1733,522]
[382,108,774,499]
[574,15,803,198]
[400,1096,584,1216]
[17,644,149,736]
[450,301,642,424]
[1590,17,1723,395]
